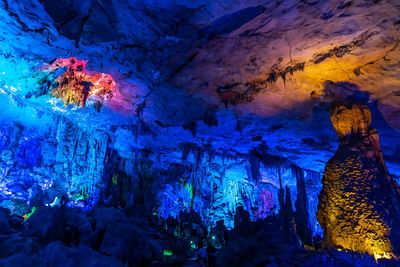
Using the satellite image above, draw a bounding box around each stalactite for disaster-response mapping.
[292,165,312,246]
[180,142,200,162]
[278,167,285,214]
[39,57,116,108]
[260,153,288,169]
[248,151,260,182]
[194,147,203,171]
[203,109,219,127]
[284,186,293,217]
[182,121,197,137]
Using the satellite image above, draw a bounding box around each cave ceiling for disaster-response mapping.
[0,0,399,175]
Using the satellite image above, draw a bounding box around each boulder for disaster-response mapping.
[66,209,95,247]
[0,208,10,234]
[90,208,131,232]
[24,206,64,244]
[99,222,153,264]
[0,252,38,266]
[43,241,123,267]
[0,233,37,258]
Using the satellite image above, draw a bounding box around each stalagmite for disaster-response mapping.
[317,101,400,259]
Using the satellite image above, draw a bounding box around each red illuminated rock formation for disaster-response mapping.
[44,57,116,108]
[317,102,400,260]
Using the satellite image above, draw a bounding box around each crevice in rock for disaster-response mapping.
[168,51,199,80]
[217,62,305,106]
[312,30,379,64]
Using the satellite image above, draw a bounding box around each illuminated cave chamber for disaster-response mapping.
[317,102,400,259]
[1,0,400,265]
[0,116,322,237]
[155,144,321,235]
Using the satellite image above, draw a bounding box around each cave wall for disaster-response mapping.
[0,113,323,236]
[0,1,399,258]
[154,150,322,234]
[0,117,110,214]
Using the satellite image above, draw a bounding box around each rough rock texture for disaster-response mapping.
[0,105,323,235]
[0,117,111,213]
[153,143,321,235]
[43,241,124,267]
[0,207,170,266]
[317,102,400,258]
[216,214,383,267]
[169,0,400,174]
[1,0,400,177]
[0,0,400,264]
[330,102,371,139]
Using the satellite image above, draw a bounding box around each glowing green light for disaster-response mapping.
[163,250,173,256]
[153,212,157,216]
[23,206,37,221]
[112,176,118,186]
[184,182,193,200]
[71,190,89,201]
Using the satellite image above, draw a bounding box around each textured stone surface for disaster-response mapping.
[330,102,371,139]
[0,116,112,213]
[0,0,399,176]
[317,102,400,258]
[0,0,399,264]
[43,241,124,267]
[0,206,170,265]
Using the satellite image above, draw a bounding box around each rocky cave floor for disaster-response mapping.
[0,205,397,267]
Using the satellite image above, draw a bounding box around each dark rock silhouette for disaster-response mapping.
[293,165,313,246]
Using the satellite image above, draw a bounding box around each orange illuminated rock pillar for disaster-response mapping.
[317,101,400,260]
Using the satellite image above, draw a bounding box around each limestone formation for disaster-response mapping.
[317,102,400,259]
[42,57,116,108]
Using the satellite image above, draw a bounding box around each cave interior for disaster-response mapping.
[0,0,400,266]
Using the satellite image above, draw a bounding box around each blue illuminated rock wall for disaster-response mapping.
[152,144,323,235]
[0,113,323,236]
[0,116,110,214]
[0,3,325,235]
[0,49,323,236]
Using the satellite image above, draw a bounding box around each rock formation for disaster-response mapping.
[0,0,400,265]
[40,57,116,108]
[317,101,400,259]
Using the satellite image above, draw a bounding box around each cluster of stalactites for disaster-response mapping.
[43,57,116,108]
